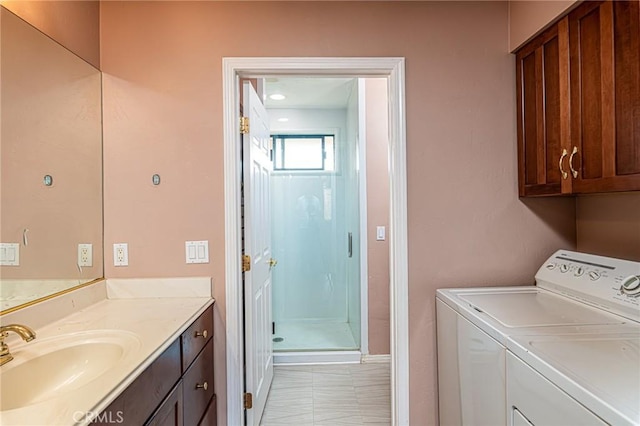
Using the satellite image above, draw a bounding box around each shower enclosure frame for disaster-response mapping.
[223,57,409,426]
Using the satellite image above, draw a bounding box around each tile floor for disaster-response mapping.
[272,321,358,351]
[260,363,391,425]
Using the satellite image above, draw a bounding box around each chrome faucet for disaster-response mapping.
[0,324,36,366]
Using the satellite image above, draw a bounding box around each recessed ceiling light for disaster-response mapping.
[277,118,289,122]
[269,94,286,101]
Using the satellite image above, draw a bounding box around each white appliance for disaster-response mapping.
[436,250,640,426]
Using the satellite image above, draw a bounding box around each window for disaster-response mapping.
[272,134,335,171]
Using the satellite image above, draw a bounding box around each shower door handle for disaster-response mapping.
[348,232,353,258]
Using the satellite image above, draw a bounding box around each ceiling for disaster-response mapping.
[263,77,356,109]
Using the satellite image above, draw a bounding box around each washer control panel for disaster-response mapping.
[537,250,640,323]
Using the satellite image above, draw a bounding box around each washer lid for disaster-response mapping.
[459,291,626,327]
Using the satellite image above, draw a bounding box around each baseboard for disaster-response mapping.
[361,354,391,364]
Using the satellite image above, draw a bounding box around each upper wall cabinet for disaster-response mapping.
[516,18,570,196]
[516,0,640,196]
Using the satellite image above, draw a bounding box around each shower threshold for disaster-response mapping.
[273,350,361,365]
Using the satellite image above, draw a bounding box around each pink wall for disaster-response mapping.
[2,1,100,68]
[508,0,577,51]
[576,193,640,261]
[365,78,391,356]
[100,2,576,424]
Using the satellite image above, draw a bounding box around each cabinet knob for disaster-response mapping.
[195,330,208,339]
[196,381,208,391]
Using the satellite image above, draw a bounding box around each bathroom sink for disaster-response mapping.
[0,330,140,411]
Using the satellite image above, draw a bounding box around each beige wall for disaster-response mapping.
[508,0,576,51]
[576,193,640,261]
[2,0,100,68]
[365,79,391,356]
[100,2,576,424]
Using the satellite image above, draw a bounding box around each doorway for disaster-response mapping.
[223,57,409,426]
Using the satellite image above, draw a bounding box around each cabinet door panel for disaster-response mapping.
[576,5,604,180]
[543,36,563,185]
[146,382,184,426]
[521,50,540,186]
[614,0,640,176]
[516,21,569,197]
[570,0,640,193]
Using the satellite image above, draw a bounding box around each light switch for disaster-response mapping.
[186,240,209,264]
[376,226,386,241]
[0,243,19,266]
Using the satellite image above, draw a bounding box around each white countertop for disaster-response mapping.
[0,278,213,425]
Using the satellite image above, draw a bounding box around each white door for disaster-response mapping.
[242,81,274,426]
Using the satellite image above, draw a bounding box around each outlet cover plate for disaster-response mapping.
[78,243,93,267]
[113,243,128,267]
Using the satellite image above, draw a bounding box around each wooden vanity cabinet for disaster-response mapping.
[97,304,215,426]
[516,17,570,197]
[516,0,640,196]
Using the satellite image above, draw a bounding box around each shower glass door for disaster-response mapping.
[269,78,361,352]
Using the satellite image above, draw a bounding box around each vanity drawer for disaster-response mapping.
[181,305,213,371]
[183,340,214,426]
[97,339,181,426]
[145,381,183,426]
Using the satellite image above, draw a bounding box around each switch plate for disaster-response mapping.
[0,243,19,266]
[376,226,386,241]
[78,243,93,267]
[113,243,128,266]
[186,240,209,264]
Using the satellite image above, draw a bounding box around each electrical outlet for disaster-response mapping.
[113,243,128,266]
[78,243,93,267]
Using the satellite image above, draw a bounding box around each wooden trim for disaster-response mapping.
[572,174,640,193]
[535,48,546,184]
[516,52,526,196]
[599,1,616,178]
[558,17,573,194]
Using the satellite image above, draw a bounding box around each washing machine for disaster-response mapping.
[436,250,640,426]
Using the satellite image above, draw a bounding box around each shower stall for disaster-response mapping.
[267,78,363,362]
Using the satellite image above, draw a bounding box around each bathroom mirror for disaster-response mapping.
[0,7,103,312]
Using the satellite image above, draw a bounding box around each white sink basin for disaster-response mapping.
[0,330,140,411]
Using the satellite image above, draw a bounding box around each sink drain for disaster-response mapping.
[273,337,284,343]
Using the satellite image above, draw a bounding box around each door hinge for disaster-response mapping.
[240,116,250,134]
[244,392,253,409]
[242,254,251,272]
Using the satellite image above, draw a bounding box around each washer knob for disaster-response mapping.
[560,264,569,273]
[588,271,601,281]
[620,275,640,297]
[546,263,557,270]
[574,267,584,277]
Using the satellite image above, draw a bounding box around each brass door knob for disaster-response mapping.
[269,258,278,268]
[195,330,208,339]
[196,381,208,391]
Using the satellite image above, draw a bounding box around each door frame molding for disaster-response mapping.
[223,57,409,426]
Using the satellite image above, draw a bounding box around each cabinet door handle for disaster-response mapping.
[569,146,579,178]
[196,381,208,391]
[559,149,569,180]
[195,330,208,339]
